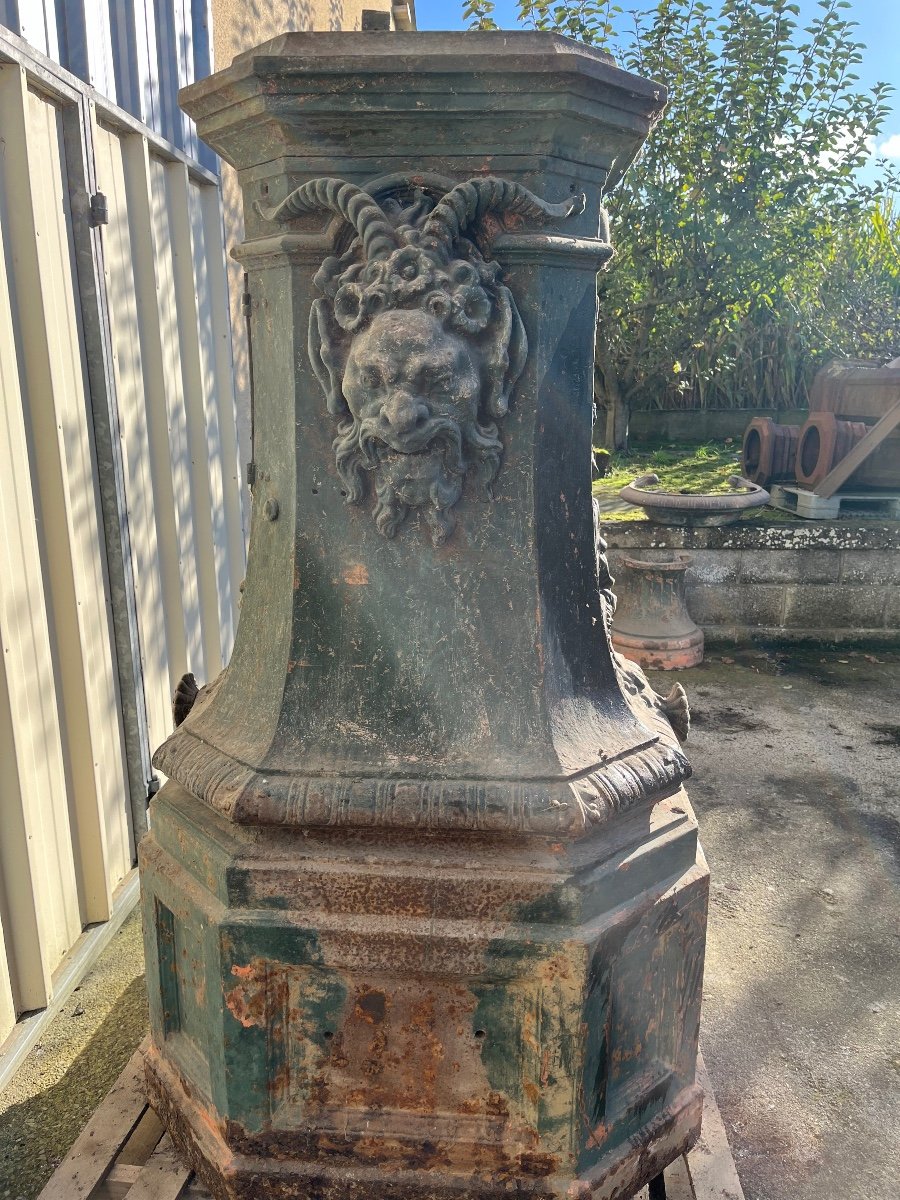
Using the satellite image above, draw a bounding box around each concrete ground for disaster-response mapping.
[0,649,897,1200]
[0,907,147,1199]
[655,647,900,1200]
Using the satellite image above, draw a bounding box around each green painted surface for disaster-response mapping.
[138,30,709,1199]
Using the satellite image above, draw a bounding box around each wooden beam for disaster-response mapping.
[816,397,900,498]
[127,1134,192,1200]
[35,1048,148,1200]
[687,1052,745,1200]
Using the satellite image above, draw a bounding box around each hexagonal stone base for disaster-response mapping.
[140,782,708,1199]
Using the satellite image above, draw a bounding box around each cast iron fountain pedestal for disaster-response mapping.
[139,32,709,1200]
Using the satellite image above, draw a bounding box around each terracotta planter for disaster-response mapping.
[741,417,800,487]
[795,410,898,489]
[611,553,704,670]
[810,358,900,421]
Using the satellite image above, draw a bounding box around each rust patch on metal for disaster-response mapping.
[518,1151,558,1177]
[342,564,369,585]
[224,959,287,1029]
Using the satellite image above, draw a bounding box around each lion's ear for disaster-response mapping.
[482,285,527,421]
[309,298,350,416]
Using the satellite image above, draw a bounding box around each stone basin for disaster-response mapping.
[619,472,770,526]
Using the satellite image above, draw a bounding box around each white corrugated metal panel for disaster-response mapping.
[0,70,83,1021]
[1,0,214,167]
[93,120,245,749]
[0,68,133,927]
[0,30,244,1053]
[93,120,176,759]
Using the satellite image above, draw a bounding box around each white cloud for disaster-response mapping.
[877,133,900,160]
[818,130,876,170]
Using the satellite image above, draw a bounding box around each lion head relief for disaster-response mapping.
[257,176,582,545]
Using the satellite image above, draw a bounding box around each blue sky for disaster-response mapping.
[415,1,900,176]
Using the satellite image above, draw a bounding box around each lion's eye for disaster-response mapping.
[360,366,382,390]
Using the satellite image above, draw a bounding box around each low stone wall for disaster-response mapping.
[626,407,808,444]
[601,519,900,644]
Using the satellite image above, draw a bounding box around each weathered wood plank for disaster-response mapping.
[816,397,900,498]
[116,1105,165,1166]
[128,1134,191,1200]
[93,1162,148,1200]
[687,1054,745,1200]
[664,1154,696,1200]
[36,1050,148,1200]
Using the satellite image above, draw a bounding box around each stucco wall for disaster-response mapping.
[209,0,401,523]
[602,520,900,645]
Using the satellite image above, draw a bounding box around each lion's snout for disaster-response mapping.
[381,389,430,436]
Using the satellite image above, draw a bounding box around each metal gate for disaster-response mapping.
[0,24,244,1060]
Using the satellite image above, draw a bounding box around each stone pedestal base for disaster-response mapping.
[140,783,708,1200]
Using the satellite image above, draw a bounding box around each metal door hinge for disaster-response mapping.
[246,462,256,487]
[89,191,109,226]
[241,288,252,318]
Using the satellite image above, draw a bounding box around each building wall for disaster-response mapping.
[209,0,406,518]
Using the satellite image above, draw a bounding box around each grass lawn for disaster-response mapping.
[593,440,798,522]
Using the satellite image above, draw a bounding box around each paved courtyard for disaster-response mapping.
[660,647,900,1200]
[0,650,897,1200]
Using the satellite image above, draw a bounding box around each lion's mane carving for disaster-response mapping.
[257,176,581,544]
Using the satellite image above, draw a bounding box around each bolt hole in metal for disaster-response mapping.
[323,1030,334,1040]
[474,1029,487,1040]
[311,487,319,494]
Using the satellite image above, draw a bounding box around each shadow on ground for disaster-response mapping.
[0,911,148,1199]
[653,648,900,1200]
[1,652,897,1200]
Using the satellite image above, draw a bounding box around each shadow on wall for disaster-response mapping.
[209,0,394,518]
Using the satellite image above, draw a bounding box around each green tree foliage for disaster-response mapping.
[463,0,898,447]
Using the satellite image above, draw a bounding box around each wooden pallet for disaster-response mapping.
[37,1043,743,1200]
[770,484,900,519]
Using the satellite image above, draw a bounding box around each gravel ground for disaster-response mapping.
[0,907,147,1199]
[654,646,900,1200]
[0,649,896,1200]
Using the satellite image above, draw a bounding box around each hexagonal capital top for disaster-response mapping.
[180,32,666,192]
